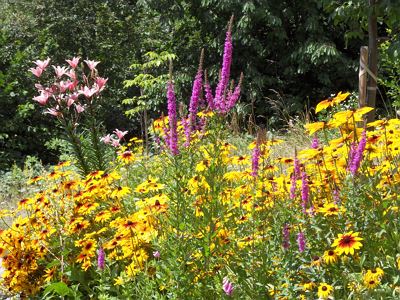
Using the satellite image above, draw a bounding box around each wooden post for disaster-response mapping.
[359,46,368,108]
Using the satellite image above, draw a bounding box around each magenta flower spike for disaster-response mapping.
[204,81,215,110]
[297,232,306,253]
[301,171,309,213]
[215,18,233,112]
[97,247,105,270]
[222,277,234,296]
[350,130,367,175]
[311,135,319,149]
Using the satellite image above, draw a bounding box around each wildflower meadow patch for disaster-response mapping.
[0,19,399,300]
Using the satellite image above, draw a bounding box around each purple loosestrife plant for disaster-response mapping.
[222,277,234,296]
[214,18,233,111]
[301,171,309,213]
[297,232,306,253]
[350,130,367,175]
[97,247,105,270]
[311,135,319,149]
[188,50,204,132]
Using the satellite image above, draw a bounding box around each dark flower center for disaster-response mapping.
[322,286,327,291]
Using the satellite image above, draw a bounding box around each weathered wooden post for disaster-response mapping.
[359,46,368,108]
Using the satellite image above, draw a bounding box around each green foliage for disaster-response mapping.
[379,30,400,110]
[123,51,176,118]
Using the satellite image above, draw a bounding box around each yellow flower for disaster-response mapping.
[111,186,131,198]
[331,231,363,255]
[315,91,350,113]
[304,121,326,135]
[317,283,333,299]
[195,159,210,172]
[323,249,339,265]
[114,275,125,286]
[365,267,384,281]
[43,267,56,282]
[318,203,346,217]
[363,276,380,290]
[302,281,316,291]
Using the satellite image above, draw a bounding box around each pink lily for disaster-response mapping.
[84,60,100,71]
[114,129,128,140]
[100,134,113,144]
[111,139,120,147]
[33,92,49,105]
[29,67,43,78]
[66,57,80,69]
[95,77,108,91]
[53,66,68,78]
[44,107,61,117]
[75,104,85,114]
[33,58,50,70]
[79,86,98,98]
[66,69,77,81]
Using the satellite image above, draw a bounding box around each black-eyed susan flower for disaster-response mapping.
[118,150,135,164]
[331,231,363,255]
[318,202,346,217]
[323,249,339,265]
[365,267,384,281]
[317,283,333,299]
[43,267,57,282]
[363,276,380,290]
[315,91,350,113]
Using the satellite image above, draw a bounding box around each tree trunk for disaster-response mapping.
[367,0,378,123]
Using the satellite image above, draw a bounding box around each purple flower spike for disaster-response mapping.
[97,247,105,270]
[301,172,309,213]
[350,130,366,175]
[297,232,306,253]
[222,277,234,296]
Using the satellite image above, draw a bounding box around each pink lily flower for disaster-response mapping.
[100,134,113,144]
[59,80,71,93]
[114,129,128,140]
[84,60,100,71]
[66,57,80,69]
[79,86,98,98]
[33,92,49,105]
[75,104,85,114]
[95,77,108,91]
[33,58,50,70]
[111,139,120,147]
[66,69,77,81]
[44,107,61,117]
[53,66,68,78]
[29,67,43,78]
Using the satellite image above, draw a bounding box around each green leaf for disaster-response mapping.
[44,282,72,297]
